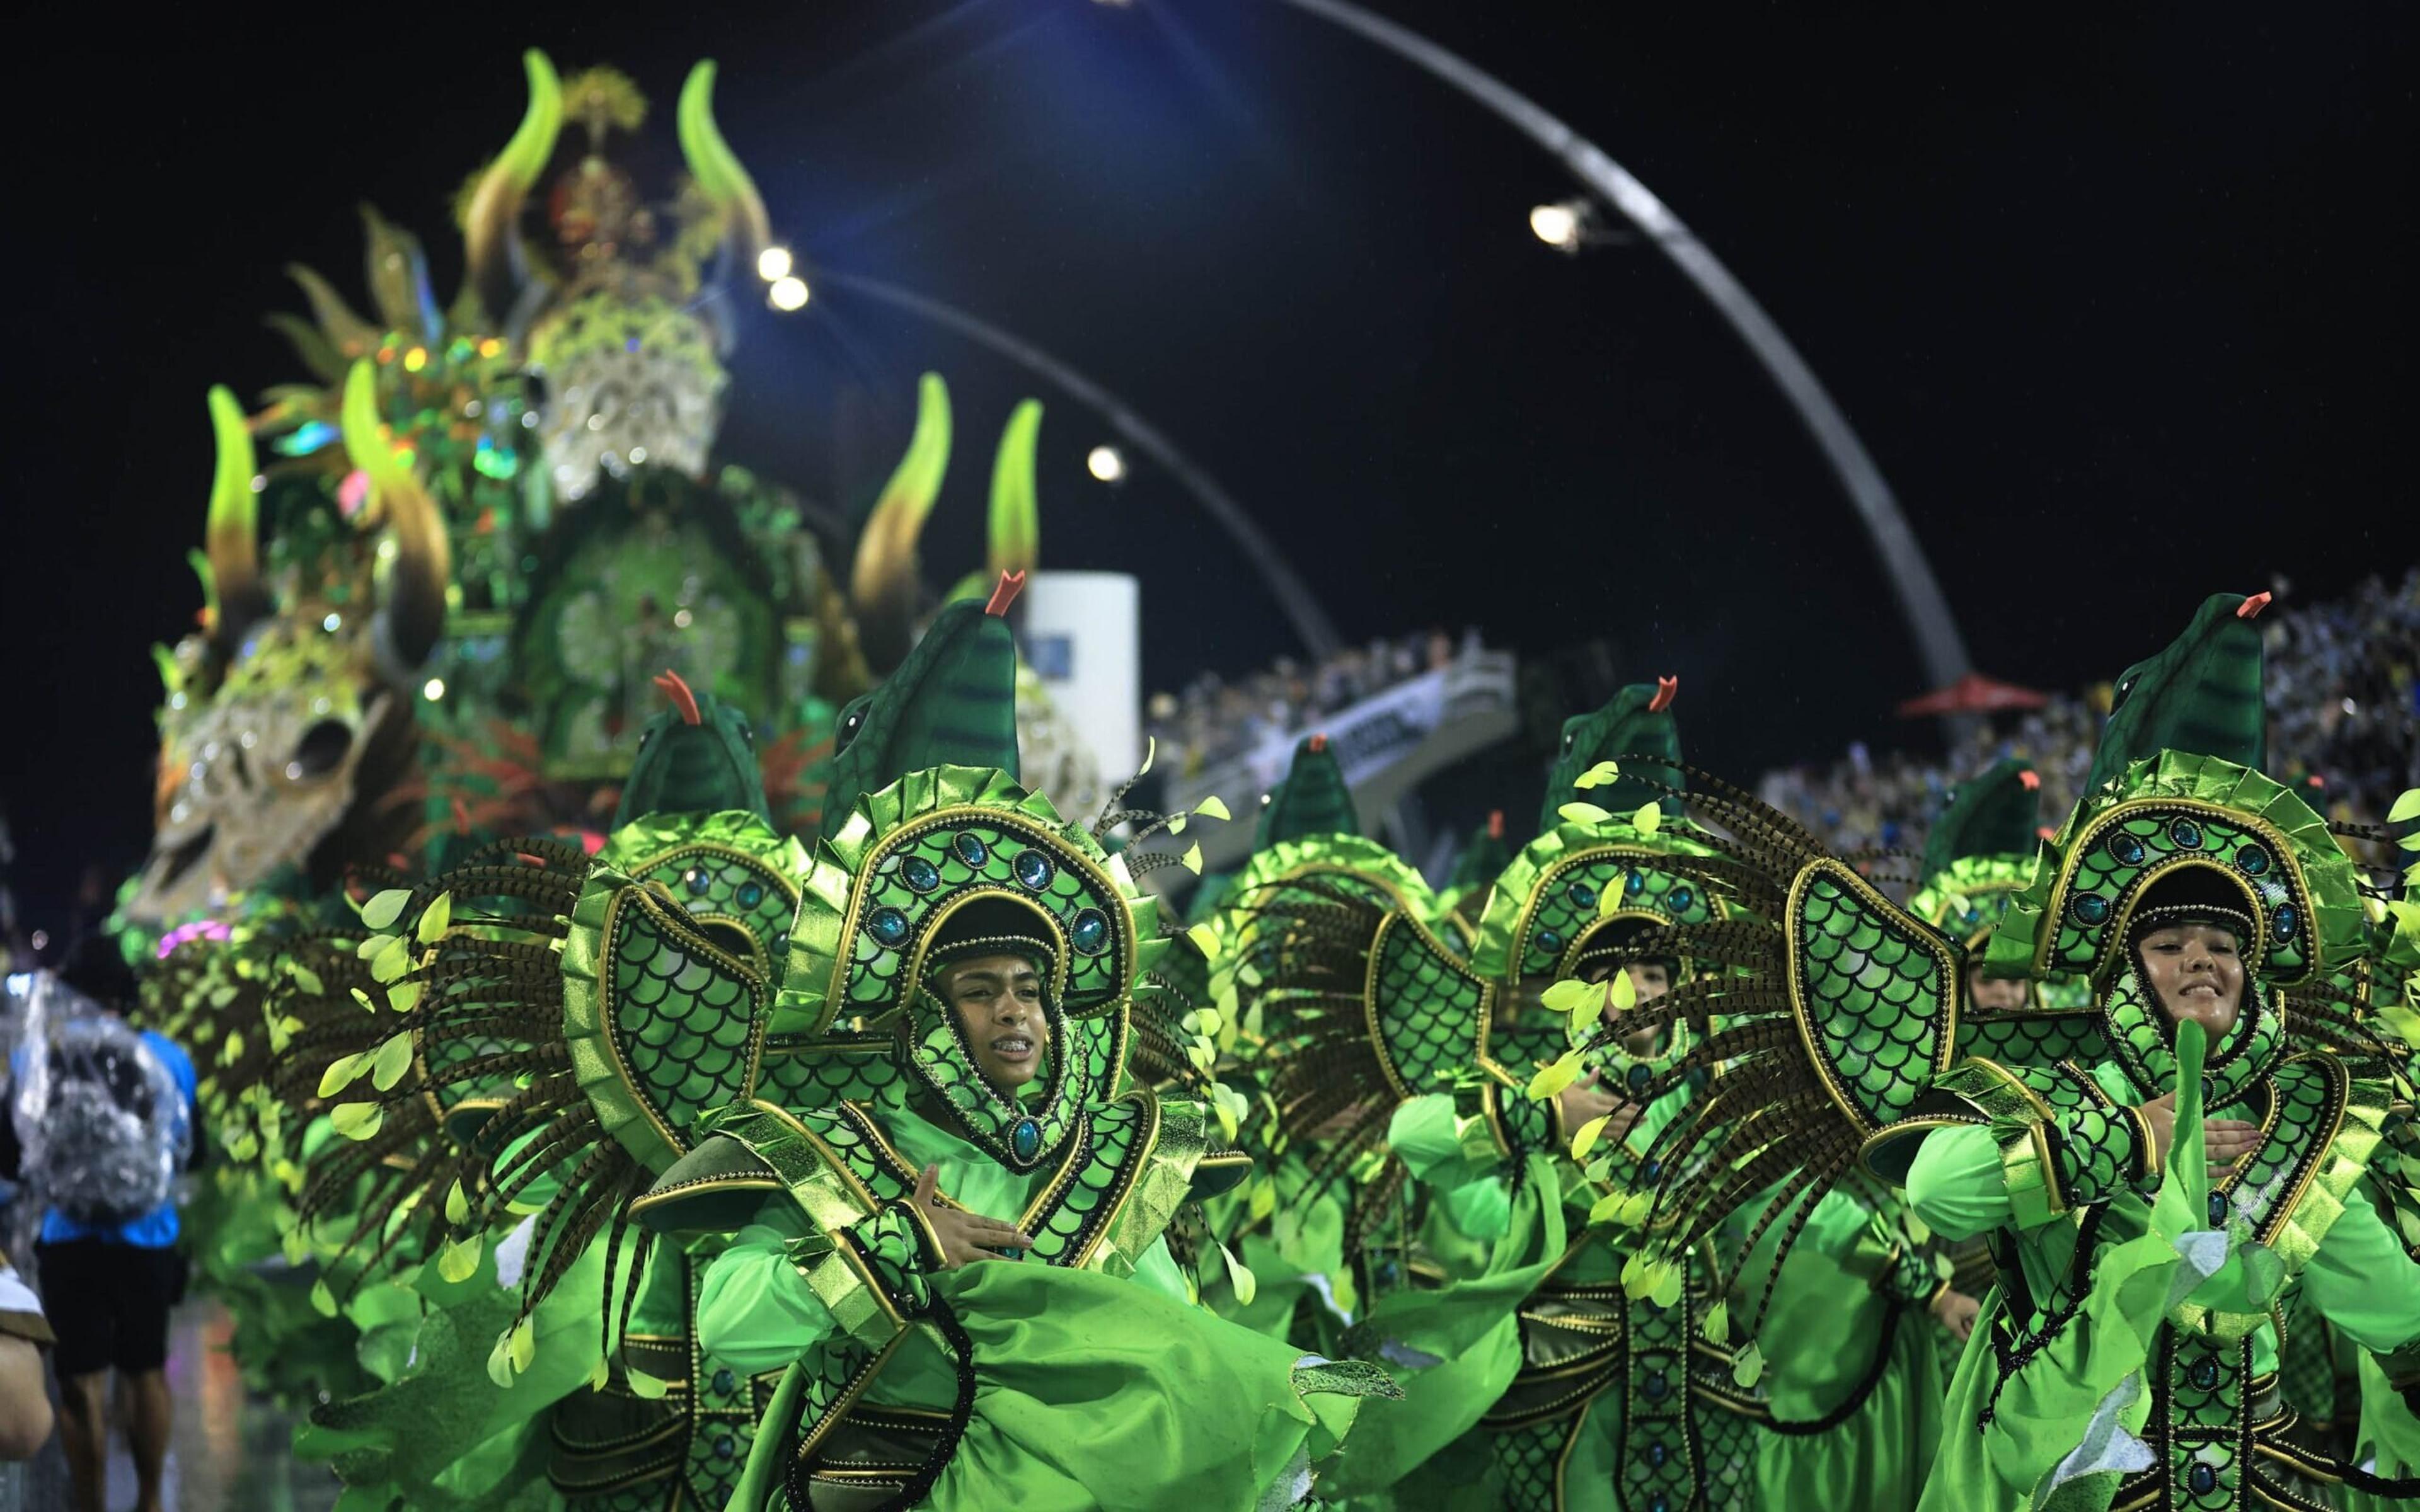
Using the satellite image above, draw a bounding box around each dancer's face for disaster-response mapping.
[1965,966,2032,1012]
[2134,924,2245,1036]
[938,953,1050,1091]
[1578,958,1672,1052]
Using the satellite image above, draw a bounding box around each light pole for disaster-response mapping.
[814,268,1345,659]
[1267,0,1974,690]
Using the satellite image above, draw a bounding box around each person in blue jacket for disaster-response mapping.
[32,937,196,1512]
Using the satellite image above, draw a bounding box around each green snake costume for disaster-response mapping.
[276,584,1109,1509]
[631,764,1393,1510]
[1219,680,1949,1509]
[1574,593,2420,1512]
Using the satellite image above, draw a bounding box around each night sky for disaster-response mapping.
[5,2,2412,934]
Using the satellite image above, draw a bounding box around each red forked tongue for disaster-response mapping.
[1487,809,1505,840]
[652,669,703,726]
[2019,769,2041,792]
[1649,675,1678,713]
[985,570,1028,617]
[2236,592,2272,620]
[1308,733,1329,753]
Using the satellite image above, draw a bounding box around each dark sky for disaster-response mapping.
[4,2,2412,931]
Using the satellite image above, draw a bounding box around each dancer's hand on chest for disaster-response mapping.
[914,1162,1037,1268]
[2134,1093,2262,1174]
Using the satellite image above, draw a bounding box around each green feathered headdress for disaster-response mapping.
[819,585,1025,840]
[1985,751,2362,989]
[1908,758,2042,951]
[1468,811,1726,990]
[612,669,769,830]
[1255,733,1359,849]
[781,765,1166,1034]
[2085,590,2270,794]
[1540,678,1683,837]
[776,766,1170,1171]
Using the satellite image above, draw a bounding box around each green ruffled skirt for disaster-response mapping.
[735,1261,1388,1512]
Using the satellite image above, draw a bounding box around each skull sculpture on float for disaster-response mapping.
[127,367,449,931]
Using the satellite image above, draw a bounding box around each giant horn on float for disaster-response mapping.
[204,385,270,654]
[461,49,564,329]
[849,372,952,673]
[988,399,1042,590]
[677,60,771,284]
[340,361,451,677]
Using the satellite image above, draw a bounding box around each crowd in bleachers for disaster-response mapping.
[1139,575,2414,854]
[1146,628,1489,778]
[1760,570,2419,857]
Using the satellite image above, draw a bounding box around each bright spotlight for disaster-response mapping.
[1086,445,1127,483]
[768,275,810,311]
[757,246,794,282]
[1530,201,1582,251]
[422,678,447,702]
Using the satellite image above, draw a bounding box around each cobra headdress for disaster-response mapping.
[1565,593,2393,1340]
[775,766,1170,1172]
[1907,757,2044,953]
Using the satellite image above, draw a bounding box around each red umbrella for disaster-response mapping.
[1896,672,2051,718]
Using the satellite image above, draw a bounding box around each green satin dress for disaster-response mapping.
[1300,1095,1567,1506]
[1726,1183,1945,1511]
[694,1091,1375,1511]
[1904,1059,2420,1511]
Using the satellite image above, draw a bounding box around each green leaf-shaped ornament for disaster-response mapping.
[361,889,413,931]
[1570,1114,1611,1161]
[1703,1299,1731,1346]
[317,1053,366,1098]
[370,1032,415,1092]
[1596,875,1630,919]
[1538,979,1596,1014]
[1221,1243,1258,1307]
[1528,1050,1586,1101]
[1732,1342,1766,1387]
[369,935,411,984]
[486,1332,517,1389]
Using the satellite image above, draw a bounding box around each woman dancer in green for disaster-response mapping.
[1577,593,2420,1511]
[633,767,1393,1510]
